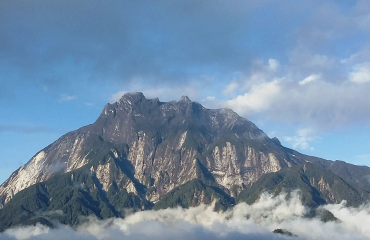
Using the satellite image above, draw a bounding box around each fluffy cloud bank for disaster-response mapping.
[2,192,370,240]
[223,58,370,130]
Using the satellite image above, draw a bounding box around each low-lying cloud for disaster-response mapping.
[2,192,370,240]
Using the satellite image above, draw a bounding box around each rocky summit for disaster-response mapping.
[0,92,369,230]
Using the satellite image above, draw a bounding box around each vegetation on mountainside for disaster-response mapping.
[237,162,366,207]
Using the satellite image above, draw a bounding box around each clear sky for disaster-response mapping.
[1,0,370,183]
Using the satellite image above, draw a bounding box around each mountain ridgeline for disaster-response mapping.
[0,92,369,230]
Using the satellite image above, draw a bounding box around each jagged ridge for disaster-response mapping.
[0,92,305,208]
[0,92,369,230]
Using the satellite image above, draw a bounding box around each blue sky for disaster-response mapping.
[1,0,370,183]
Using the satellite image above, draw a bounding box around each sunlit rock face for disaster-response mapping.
[0,92,309,207]
[0,132,92,208]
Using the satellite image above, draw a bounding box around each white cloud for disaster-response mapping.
[205,96,215,101]
[223,59,282,115]
[223,81,238,95]
[111,52,370,130]
[283,128,320,151]
[268,59,280,71]
[3,192,370,240]
[350,62,370,83]
[110,90,127,103]
[59,94,76,102]
[84,102,94,107]
[200,96,224,110]
[271,80,370,128]
[5,224,50,240]
[221,54,370,129]
[299,74,320,85]
[226,79,281,115]
[289,49,334,73]
[324,201,370,238]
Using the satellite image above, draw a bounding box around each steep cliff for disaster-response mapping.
[0,92,369,230]
[0,93,306,208]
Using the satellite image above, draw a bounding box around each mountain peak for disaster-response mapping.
[119,92,146,103]
[1,92,370,230]
[179,95,191,103]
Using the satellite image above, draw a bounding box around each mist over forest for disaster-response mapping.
[2,192,370,240]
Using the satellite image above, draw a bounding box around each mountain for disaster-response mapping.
[236,162,367,207]
[0,92,369,230]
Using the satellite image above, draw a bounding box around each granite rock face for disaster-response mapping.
[1,92,369,210]
[0,93,305,208]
